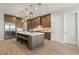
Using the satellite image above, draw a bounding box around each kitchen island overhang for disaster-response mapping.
[16,32,44,50]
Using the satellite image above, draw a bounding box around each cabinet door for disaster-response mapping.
[4,15,11,23]
[41,15,51,27]
[35,17,41,26]
[31,19,36,28]
[11,16,16,24]
[16,18,23,28]
[46,15,51,27]
[4,15,16,24]
[44,32,51,40]
[41,16,46,27]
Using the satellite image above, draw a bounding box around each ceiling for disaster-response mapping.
[0,3,78,19]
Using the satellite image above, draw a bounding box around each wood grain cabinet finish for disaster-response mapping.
[41,14,51,27]
[27,14,51,30]
[46,15,51,27]
[16,18,23,28]
[44,32,51,40]
[4,15,12,23]
[11,16,16,24]
[31,17,41,28]
[31,19,36,28]
[41,16,46,27]
[4,14,23,28]
[28,34,44,50]
[16,33,44,50]
[35,17,41,26]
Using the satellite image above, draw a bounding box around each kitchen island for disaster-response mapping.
[16,31,44,50]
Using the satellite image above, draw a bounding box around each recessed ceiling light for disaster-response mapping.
[16,14,19,17]
[43,12,46,13]
[30,14,33,17]
[35,7,38,10]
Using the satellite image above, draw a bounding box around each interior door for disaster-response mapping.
[51,15,64,42]
[64,13,77,44]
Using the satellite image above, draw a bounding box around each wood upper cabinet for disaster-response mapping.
[4,14,16,24]
[41,16,46,27]
[41,14,51,27]
[11,16,16,24]
[4,14,23,28]
[16,18,23,28]
[31,19,36,28]
[46,15,51,27]
[27,14,51,30]
[4,15,11,23]
[31,17,41,28]
[35,17,41,26]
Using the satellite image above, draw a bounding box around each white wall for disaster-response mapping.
[51,4,79,46]
[0,12,4,40]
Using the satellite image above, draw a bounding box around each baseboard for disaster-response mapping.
[63,41,76,45]
[51,39,64,43]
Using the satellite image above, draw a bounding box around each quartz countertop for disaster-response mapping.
[16,31,44,36]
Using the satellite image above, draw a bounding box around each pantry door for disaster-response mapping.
[64,13,77,45]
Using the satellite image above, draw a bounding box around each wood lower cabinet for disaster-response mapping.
[44,32,51,40]
[16,32,44,50]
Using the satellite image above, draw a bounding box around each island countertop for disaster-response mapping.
[16,31,44,36]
